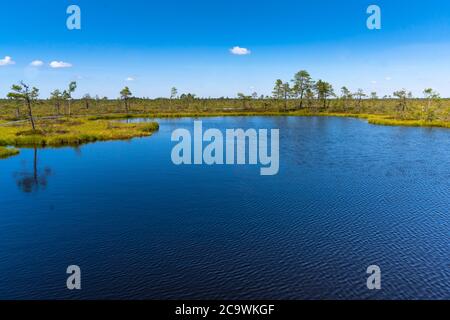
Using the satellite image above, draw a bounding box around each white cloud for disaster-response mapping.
[30,60,44,67]
[230,46,251,55]
[385,76,392,81]
[50,61,72,68]
[125,77,135,81]
[0,56,15,66]
[371,80,377,84]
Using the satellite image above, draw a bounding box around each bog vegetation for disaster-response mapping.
[0,69,449,159]
[0,118,159,147]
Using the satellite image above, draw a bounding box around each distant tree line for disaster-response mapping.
[2,71,448,131]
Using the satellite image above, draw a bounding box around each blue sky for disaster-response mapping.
[1,0,450,98]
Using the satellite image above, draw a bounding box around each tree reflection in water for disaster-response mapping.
[14,147,52,193]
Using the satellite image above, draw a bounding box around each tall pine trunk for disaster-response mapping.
[26,98,36,131]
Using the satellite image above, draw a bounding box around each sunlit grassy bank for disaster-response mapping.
[1,95,450,130]
[0,118,159,148]
[0,146,20,159]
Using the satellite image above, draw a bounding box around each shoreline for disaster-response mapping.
[1,112,448,160]
[0,118,159,154]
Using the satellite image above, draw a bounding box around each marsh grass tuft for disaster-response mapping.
[0,146,20,159]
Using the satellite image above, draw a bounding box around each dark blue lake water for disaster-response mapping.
[0,117,449,299]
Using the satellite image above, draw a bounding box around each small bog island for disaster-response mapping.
[1,0,450,303]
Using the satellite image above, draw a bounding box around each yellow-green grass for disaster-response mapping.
[0,118,159,148]
[87,111,450,128]
[0,146,20,159]
[366,115,450,128]
[87,111,375,119]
